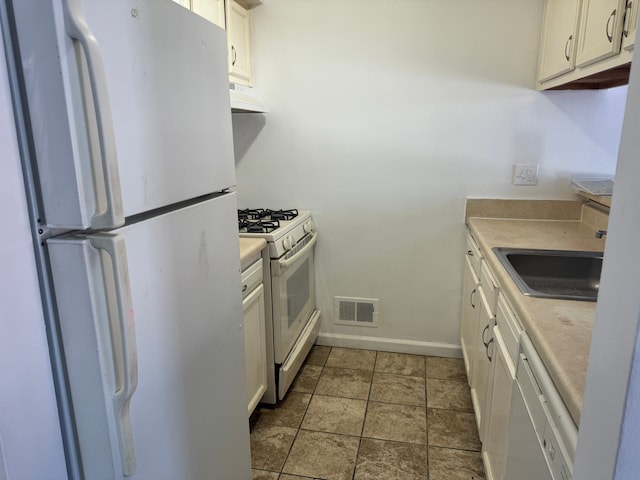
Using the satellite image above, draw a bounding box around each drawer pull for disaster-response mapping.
[564,34,572,61]
[482,324,490,347]
[606,9,617,43]
[470,288,477,308]
[242,284,248,292]
[486,338,494,361]
[624,2,633,37]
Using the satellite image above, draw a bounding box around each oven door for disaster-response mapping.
[270,232,317,364]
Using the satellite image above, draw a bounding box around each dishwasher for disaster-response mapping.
[504,334,577,480]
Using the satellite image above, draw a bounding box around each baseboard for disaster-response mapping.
[316,332,462,358]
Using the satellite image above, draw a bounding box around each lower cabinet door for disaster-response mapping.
[461,256,480,384]
[483,326,516,480]
[470,288,493,441]
[243,283,267,415]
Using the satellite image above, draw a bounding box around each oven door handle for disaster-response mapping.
[277,232,318,272]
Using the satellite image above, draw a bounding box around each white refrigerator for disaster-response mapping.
[1,0,251,479]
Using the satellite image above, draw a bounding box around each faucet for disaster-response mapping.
[595,230,607,238]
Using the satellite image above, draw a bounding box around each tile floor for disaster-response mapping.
[249,346,485,480]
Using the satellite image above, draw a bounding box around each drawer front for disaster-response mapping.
[241,258,263,299]
[466,234,482,277]
[480,260,499,315]
[496,293,522,367]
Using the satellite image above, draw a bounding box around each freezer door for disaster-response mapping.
[12,0,235,229]
[48,193,251,479]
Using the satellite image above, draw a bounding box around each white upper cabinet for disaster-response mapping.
[191,0,226,28]
[576,0,628,67]
[538,0,582,82]
[226,0,253,86]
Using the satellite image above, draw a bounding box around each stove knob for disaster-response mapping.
[283,236,293,251]
[303,220,315,233]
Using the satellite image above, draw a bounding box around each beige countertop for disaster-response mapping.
[467,217,607,426]
[239,237,266,271]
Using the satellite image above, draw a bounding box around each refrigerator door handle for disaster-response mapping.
[61,0,124,229]
[90,234,138,476]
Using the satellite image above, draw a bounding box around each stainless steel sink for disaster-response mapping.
[492,247,604,302]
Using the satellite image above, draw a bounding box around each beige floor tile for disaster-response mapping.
[354,438,427,480]
[249,349,484,479]
[255,392,312,428]
[290,364,323,393]
[426,356,467,381]
[251,469,279,480]
[427,408,481,451]
[375,352,426,377]
[282,430,359,480]
[249,424,297,471]
[325,347,377,371]
[428,446,486,480]
[369,372,426,407]
[301,394,367,436]
[362,401,426,444]
[315,366,373,400]
[427,378,473,411]
[305,345,331,366]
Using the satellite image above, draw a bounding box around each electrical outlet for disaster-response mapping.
[513,164,539,186]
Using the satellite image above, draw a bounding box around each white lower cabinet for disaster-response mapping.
[242,258,267,416]
[462,232,528,480]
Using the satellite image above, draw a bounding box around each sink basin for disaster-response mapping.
[492,247,604,302]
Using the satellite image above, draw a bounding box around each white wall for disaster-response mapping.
[233,0,627,353]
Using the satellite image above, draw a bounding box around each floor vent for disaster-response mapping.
[334,297,380,327]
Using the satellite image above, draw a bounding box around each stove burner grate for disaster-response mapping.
[238,208,266,221]
[265,209,299,221]
[238,218,280,234]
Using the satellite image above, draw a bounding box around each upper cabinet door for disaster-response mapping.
[191,0,226,28]
[226,0,253,86]
[576,0,628,67]
[622,0,640,51]
[538,0,582,82]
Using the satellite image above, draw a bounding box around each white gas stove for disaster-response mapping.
[238,209,315,259]
[238,208,320,403]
